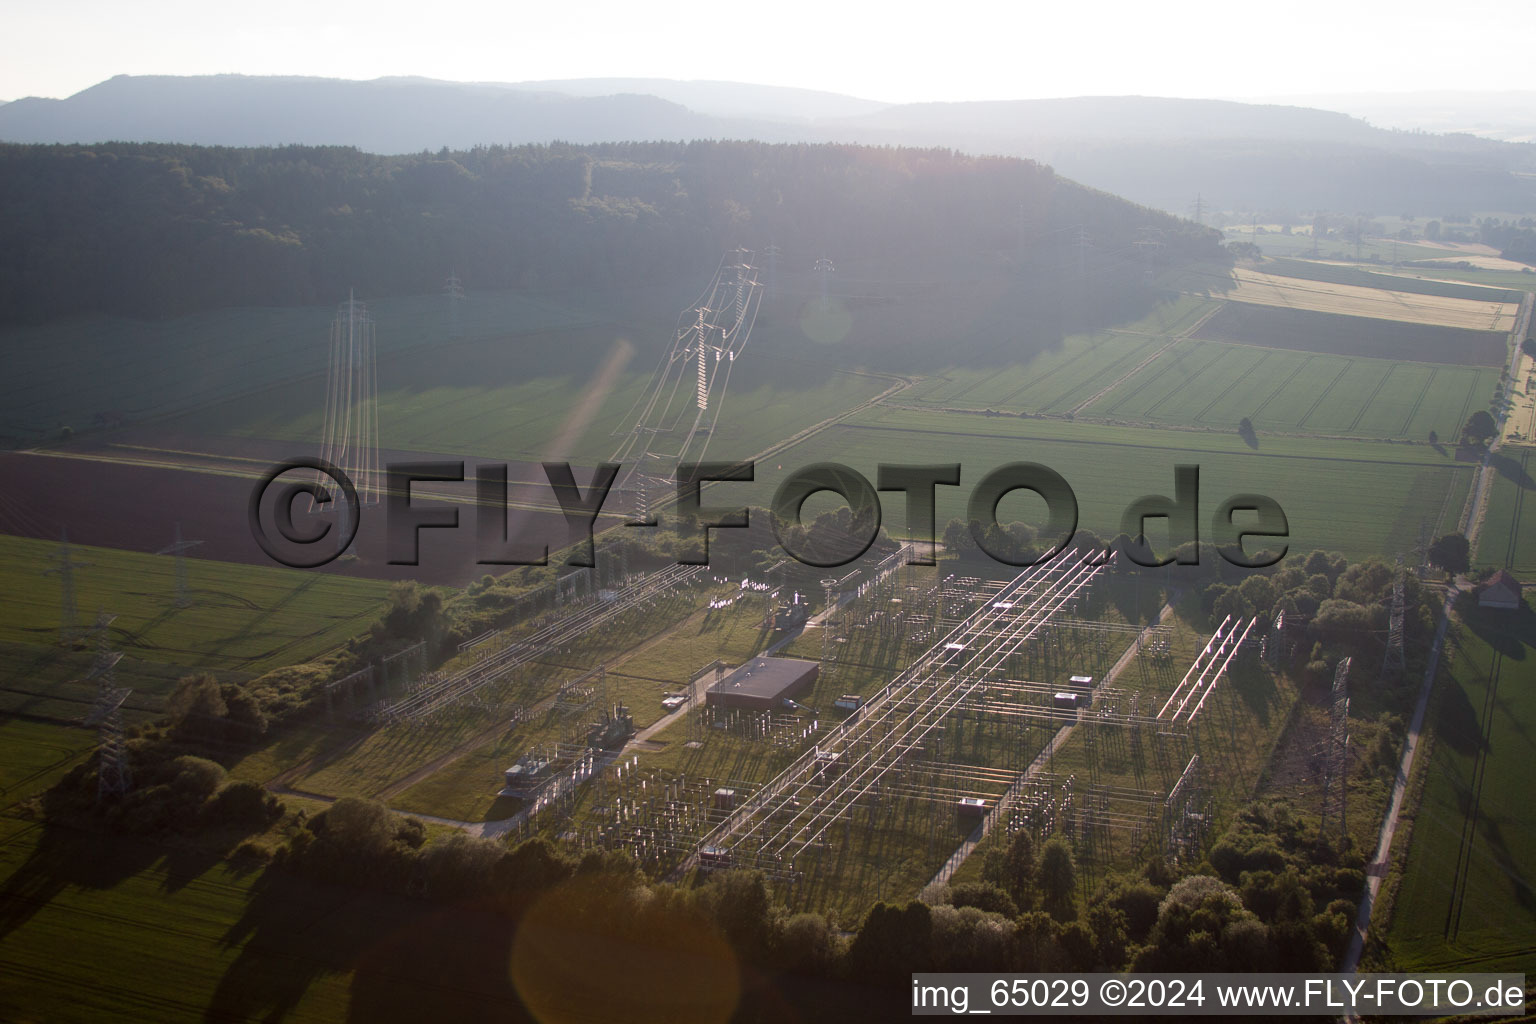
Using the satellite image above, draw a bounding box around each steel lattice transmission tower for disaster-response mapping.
[156,522,203,609]
[813,256,835,304]
[1382,559,1407,679]
[445,271,466,338]
[83,611,132,802]
[820,578,841,674]
[43,529,92,644]
[1321,657,1351,844]
[318,290,381,531]
[610,250,765,519]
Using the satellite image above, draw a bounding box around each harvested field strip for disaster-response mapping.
[1224,268,1520,331]
[1194,302,1509,367]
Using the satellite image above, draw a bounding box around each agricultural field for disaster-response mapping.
[0,288,605,448]
[900,295,1220,413]
[1473,450,1536,577]
[0,812,541,1022]
[1262,259,1527,304]
[0,534,390,721]
[1505,344,1536,444]
[1086,338,1497,439]
[748,407,1474,560]
[1193,302,1509,367]
[1220,230,1472,263]
[1220,268,1520,333]
[168,330,894,470]
[1390,266,1536,293]
[0,535,389,675]
[0,720,96,808]
[3,276,896,474]
[1383,601,1536,974]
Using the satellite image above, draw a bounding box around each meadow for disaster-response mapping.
[1089,339,1496,439]
[0,810,543,1022]
[186,341,895,470]
[0,535,390,719]
[748,408,1475,560]
[0,535,389,674]
[1474,450,1536,576]
[0,287,604,447]
[1383,601,1536,973]
[898,289,1500,442]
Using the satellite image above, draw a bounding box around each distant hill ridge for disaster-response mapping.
[3,75,1533,212]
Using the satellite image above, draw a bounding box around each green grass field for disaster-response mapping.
[1474,450,1536,577]
[1383,601,1536,973]
[746,407,1474,560]
[1087,340,1495,440]
[0,535,390,676]
[185,343,894,468]
[0,810,553,1022]
[0,288,605,447]
[0,720,96,809]
[0,535,390,722]
[902,296,1219,413]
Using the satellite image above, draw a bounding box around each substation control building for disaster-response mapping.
[704,656,820,711]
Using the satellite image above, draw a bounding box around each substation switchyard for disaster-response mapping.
[461,540,1274,912]
[301,256,1274,914]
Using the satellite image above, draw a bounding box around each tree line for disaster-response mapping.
[0,140,1224,328]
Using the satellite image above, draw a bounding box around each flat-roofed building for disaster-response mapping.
[705,656,820,711]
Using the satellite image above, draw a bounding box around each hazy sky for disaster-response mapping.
[3,0,1531,103]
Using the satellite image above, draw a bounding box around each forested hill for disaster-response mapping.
[0,140,1222,327]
